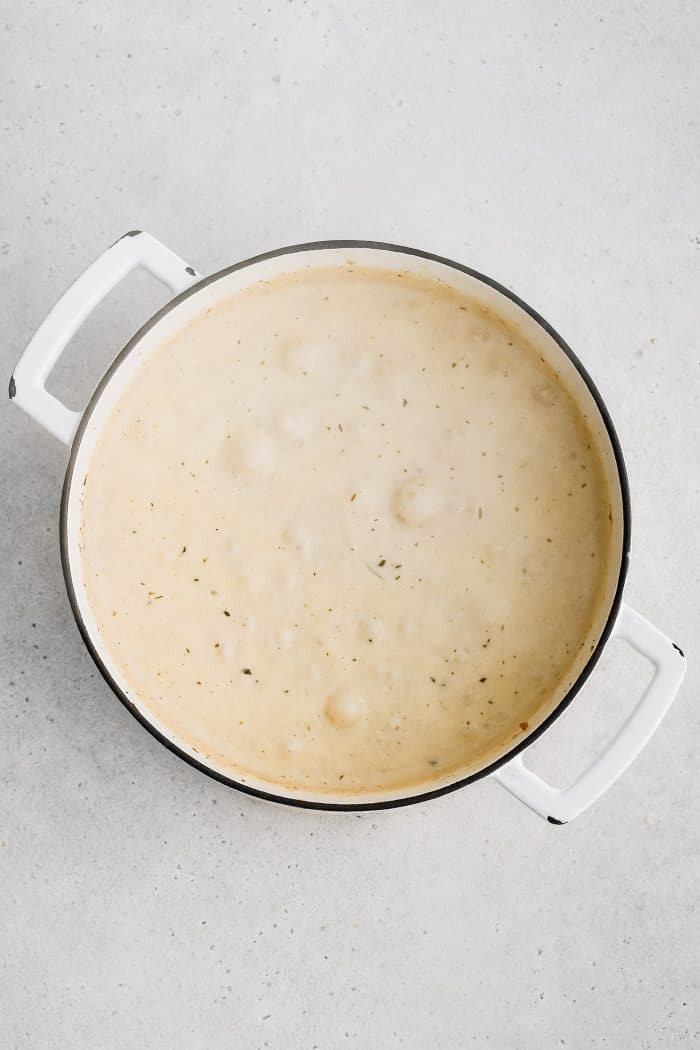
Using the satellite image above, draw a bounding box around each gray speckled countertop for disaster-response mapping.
[2,2,699,1047]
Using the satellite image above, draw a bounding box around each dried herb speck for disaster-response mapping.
[242,668,252,675]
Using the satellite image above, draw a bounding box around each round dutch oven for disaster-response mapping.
[10,231,687,823]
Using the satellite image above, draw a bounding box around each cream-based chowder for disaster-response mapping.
[80,265,613,797]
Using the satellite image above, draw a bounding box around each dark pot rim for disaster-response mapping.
[59,236,631,812]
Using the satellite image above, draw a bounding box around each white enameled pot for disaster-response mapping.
[10,231,687,822]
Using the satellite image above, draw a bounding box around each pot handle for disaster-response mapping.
[492,603,686,823]
[9,230,202,445]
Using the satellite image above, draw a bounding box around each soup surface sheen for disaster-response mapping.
[80,265,612,797]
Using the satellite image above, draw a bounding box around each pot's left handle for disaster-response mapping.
[9,230,202,445]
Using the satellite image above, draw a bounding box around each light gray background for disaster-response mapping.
[2,2,698,1047]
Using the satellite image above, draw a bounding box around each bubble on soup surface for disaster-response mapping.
[284,521,314,560]
[283,341,329,375]
[278,413,313,443]
[392,477,442,526]
[222,431,278,474]
[359,616,386,641]
[220,537,241,557]
[325,688,366,728]
[277,627,295,650]
[218,640,236,662]
[535,385,558,406]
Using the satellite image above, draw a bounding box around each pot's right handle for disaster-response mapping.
[493,603,686,824]
[9,230,202,445]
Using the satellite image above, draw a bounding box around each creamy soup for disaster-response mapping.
[80,265,613,797]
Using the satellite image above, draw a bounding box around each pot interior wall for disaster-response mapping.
[63,244,627,806]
